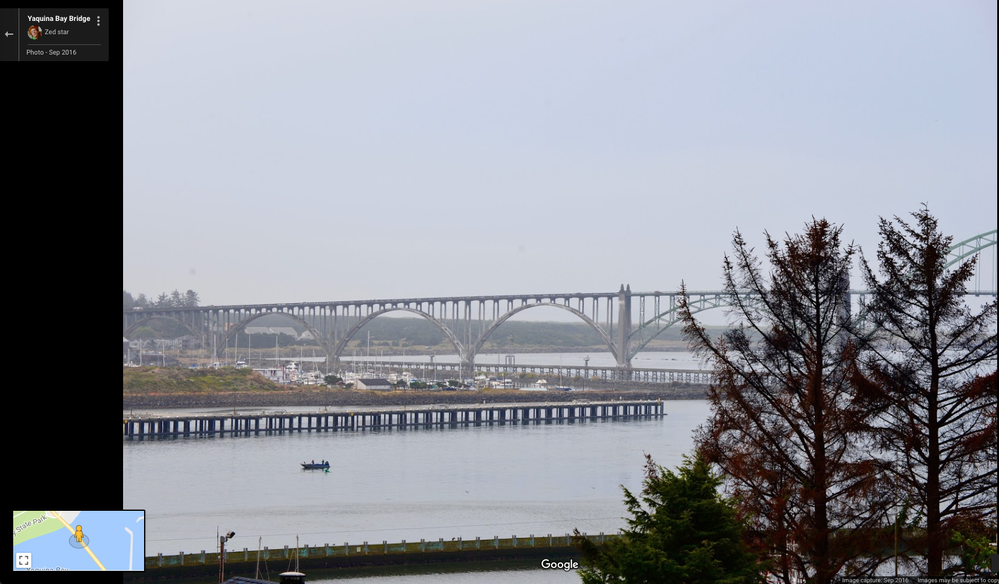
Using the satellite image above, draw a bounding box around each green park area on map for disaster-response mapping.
[12,511,63,545]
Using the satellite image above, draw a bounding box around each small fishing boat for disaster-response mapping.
[301,461,329,469]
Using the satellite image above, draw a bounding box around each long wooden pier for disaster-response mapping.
[123,400,665,439]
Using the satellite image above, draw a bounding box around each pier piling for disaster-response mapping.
[123,400,665,439]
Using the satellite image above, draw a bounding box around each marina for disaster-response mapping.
[338,357,715,385]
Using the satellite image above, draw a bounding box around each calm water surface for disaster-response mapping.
[123,400,711,582]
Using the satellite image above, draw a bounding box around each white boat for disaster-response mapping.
[300,370,324,385]
[285,361,301,382]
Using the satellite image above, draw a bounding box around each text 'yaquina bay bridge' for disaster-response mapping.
[123,230,996,380]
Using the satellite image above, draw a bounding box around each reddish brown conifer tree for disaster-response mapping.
[858,207,997,576]
[680,219,889,584]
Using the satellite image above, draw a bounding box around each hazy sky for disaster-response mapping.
[123,1,997,307]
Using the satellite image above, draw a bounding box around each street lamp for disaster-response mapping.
[219,530,235,583]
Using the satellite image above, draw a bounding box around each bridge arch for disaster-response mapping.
[470,303,618,365]
[123,315,201,341]
[628,229,998,359]
[217,311,330,359]
[945,229,997,270]
[628,293,754,359]
[333,307,464,362]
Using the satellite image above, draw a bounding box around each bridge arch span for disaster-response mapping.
[628,293,752,359]
[217,311,330,359]
[333,307,463,362]
[123,315,201,341]
[471,303,618,365]
[628,229,999,359]
[946,229,997,269]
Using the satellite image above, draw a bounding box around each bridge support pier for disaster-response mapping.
[460,353,476,384]
[615,366,633,382]
[616,285,633,378]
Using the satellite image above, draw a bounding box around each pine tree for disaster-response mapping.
[680,219,889,584]
[573,453,763,584]
[858,206,997,576]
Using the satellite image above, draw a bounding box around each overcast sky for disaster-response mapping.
[123,1,997,308]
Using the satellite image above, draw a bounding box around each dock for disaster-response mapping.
[340,358,716,384]
[123,400,665,439]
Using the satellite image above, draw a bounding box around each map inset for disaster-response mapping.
[12,510,144,571]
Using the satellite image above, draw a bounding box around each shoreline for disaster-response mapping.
[123,385,706,410]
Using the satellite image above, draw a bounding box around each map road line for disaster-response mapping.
[125,527,133,570]
[47,511,106,571]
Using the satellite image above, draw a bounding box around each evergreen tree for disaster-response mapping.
[573,453,763,584]
[858,206,997,576]
[123,289,198,310]
[679,219,889,584]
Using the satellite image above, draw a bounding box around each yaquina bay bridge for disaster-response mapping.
[123,230,996,380]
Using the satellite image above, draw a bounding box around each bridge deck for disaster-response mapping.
[342,359,714,384]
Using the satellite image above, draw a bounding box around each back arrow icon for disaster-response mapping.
[4,31,12,37]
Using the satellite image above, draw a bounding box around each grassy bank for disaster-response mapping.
[123,367,706,409]
[122,366,282,394]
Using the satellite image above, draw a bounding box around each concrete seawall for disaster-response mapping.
[124,533,616,580]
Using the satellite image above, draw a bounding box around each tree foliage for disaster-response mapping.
[857,206,997,576]
[573,453,763,584]
[680,219,889,584]
[124,289,201,309]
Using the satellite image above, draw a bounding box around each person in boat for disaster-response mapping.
[311,459,315,464]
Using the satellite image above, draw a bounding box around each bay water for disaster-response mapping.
[123,399,712,581]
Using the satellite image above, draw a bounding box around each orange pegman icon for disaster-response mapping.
[75,525,82,543]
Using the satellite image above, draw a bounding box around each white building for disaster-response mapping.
[356,378,392,391]
[253,368,286,383]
